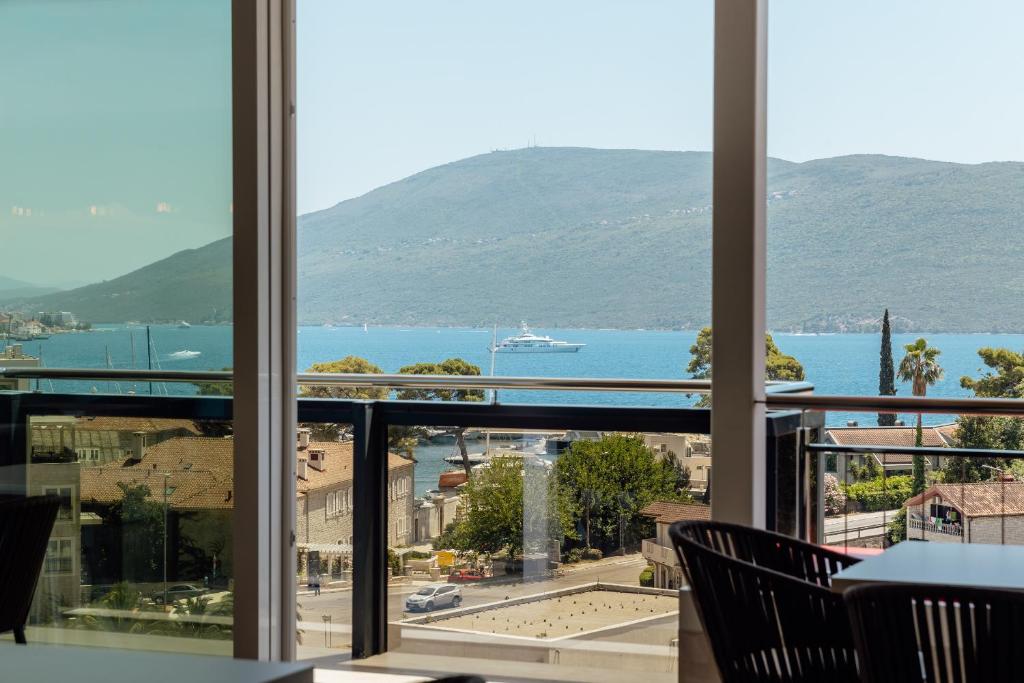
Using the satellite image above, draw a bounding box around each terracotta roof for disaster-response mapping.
[905,482,1024,518]
[296,441,412,493]
[825,425,949,448]
[80,437,234,511]
[74,416,202,435]
[640,501,711,524]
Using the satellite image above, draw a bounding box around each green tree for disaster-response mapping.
[301,356,388,441]
[192,367,233,436]
[686,327,804,407]
[897,338,944,495]
[438,455,570,558]
[878,309,897,426]
[943,348,1024,482]
[555,434,683,553]
[397,358,484,475]
[104,483,165,582]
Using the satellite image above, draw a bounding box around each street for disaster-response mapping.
[824,509,900,544]
[297,554,649,648]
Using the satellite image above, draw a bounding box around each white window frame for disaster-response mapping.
[44,537,74,575]
[42,485,74,521]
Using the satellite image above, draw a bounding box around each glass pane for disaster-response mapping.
[296,0,714,409]
[15,412,235,652]
[387,426,708,680]
[294,423,354,659]
[1,0,233,654]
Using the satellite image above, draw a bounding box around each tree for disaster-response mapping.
[102,483,165,582]
[396,358,484,475]
[437,455,571,558]
[878,309,897,426]
[192,367,234,436]
[301,356,388,441]
[943,347,1024,482]
[897,338,944,495]
[555,434,682,553]
[823,473,846,516]
[686,327,804,407]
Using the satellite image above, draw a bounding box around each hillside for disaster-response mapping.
[22,238,232,324]
[15,148,1024,331]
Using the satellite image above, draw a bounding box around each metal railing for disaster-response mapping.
[0,366,815,394]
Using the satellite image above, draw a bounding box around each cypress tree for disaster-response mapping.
[878,309,897,426]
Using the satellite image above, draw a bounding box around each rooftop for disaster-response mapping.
[639,501,711,524]
[905,482,1024,518]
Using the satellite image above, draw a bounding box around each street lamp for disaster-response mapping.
[981,464,1007,545]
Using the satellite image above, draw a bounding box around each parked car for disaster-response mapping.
[152,584,206,604]
[405,583,462,612]
[448,569,486,582]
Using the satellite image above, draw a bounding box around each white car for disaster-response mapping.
[405,583,462,612]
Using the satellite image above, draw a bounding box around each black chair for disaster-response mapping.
[672,519,861,587]
[0,495,61,644]
[670,523,859,682]
[845,583,1024,683]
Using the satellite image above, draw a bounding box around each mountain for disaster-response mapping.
[14,148,1024,331]
[0,276,60,301]
[20,238,232,324]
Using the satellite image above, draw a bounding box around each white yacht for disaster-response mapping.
[489,322,584,353]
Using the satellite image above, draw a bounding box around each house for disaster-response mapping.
[639,500,711,589]
[643,433,712,491]
[295,429,415,575]
[0,343,39,390]
[904,481,1024,545]
[823,423,957,477]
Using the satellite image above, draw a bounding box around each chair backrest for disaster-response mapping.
[0,495,61,635]
[671,519,860,588]
[845,583,1024,683]
[672,532,859,682]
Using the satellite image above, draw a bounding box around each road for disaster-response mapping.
[824,509,900,543]
[297,554,649,643]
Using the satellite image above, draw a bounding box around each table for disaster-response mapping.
[831,541,1024,592]
[1,644,313,683]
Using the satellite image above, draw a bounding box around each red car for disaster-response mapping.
[448,569,486,582]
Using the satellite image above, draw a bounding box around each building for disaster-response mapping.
[643,433,712,491]
[295,429,415,574]
[31,416,203,466]
[0,344,40,390]
[904,481,1024,544]
[639,500,711,589]
[823,423,957,477]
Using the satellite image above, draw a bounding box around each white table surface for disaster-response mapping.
[1,644,313,683]
[831,541,1024,592]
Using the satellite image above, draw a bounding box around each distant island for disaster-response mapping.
[7,147,1024,332]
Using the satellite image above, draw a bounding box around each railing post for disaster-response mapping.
[351,402,389,658]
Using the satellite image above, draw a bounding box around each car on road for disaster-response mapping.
[405,583,462,612]
[152,584,206,605]
[448,569,486,582]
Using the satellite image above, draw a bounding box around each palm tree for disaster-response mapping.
[898,338,944,494]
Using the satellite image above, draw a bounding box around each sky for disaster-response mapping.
[3,0,1024,284]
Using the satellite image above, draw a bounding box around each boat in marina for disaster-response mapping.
[178,321,192,329]
[488,322,584,353]
[169,349,201,359]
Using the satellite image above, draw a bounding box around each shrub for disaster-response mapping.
[639,566,654,587]
[583,548,603,561]
[563,547,584,564]
[843,474,913,512]
[823,473,846,515]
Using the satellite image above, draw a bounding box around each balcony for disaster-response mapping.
[641,538,680,569]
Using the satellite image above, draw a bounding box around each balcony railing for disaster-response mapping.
[908,518,963,537]
[641,538,680,568]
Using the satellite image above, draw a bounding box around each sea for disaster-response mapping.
[11,324,1020,496]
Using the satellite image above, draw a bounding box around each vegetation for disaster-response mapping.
[639,566,655,587]
[686,327,804,405]
[396,358,485,474]
[898,338,944,495]
[555,434,685,554]
[99,483,166,582]
[823,474,846,515]
[878,309,897,426]
[20,150,1024,332]
[942,347,1024,482]
[842,475,913,512]
[300,356,387,441]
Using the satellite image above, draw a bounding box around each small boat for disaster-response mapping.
[178,321,192,328]
[489,322,584,353]
[169,350,201,359]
